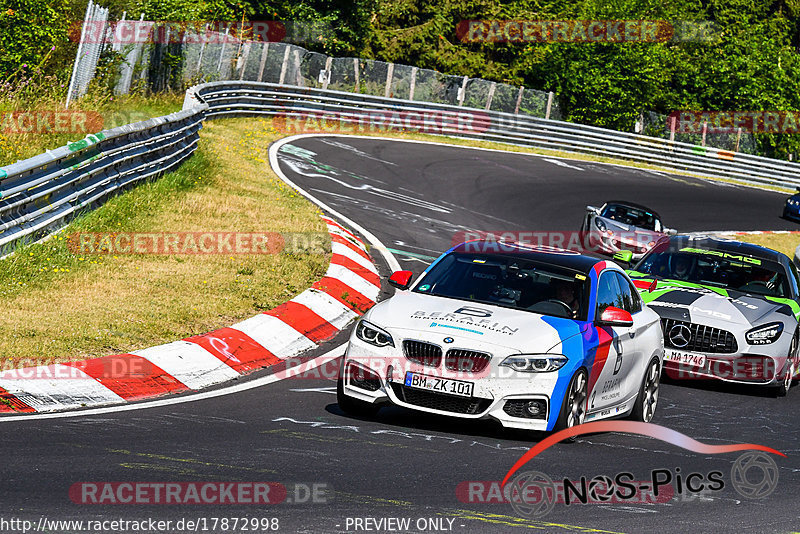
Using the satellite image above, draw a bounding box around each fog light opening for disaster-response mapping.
[526,401,543,417]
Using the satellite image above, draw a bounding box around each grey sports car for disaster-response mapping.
[625,235,800,396]
[583,201,676,260]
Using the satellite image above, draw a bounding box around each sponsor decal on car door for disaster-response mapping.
[588,272,638,414]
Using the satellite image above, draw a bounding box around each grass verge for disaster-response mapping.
[0,117,327,366]
[0,93,185,166]
[733,233,800,259]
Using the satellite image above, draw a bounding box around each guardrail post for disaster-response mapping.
[385,63,394,98]
[735,127,742,152]
[701,120,707,146]
[322,56,332,90]
[257,42,269,82]
[545,92,554,120]
[409,67,417,100]
[669,115,676,142]
[354,59,360,93]
[279,45,290,84]
[485,82,496,110]
[514,86,524,114]
[458,76,468,106]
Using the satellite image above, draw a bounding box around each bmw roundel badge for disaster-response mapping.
[443,337,454,344]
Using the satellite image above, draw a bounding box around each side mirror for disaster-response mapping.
[596,306,633,327]
[586,205,600,214]
[613,250,634,265]
[665,228,678,236]
[388,270,414,290]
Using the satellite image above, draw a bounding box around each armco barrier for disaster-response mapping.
[0,106,206,256]
[185,81,800,190]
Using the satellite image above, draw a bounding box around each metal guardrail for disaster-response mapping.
[0,105,206,255]
[1,79,799,256]
[186,81,800,190]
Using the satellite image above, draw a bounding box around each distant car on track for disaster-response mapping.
[626,235,800,396]
[583,201,676,260]
[337,241,664,435]
[782,188,800,223]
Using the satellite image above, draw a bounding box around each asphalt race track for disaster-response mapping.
[1,136,798,534]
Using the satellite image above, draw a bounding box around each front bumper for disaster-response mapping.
[662,333,791,386]
[783,206,800,223]
[341,335,565,431]
[587,229,649,260]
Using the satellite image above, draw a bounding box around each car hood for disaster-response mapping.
[629,275,797,327]
[365,291,588,353]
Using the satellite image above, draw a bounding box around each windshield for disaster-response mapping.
[413,252,590,320]
[601,204,661,231]
[635,247,789,297]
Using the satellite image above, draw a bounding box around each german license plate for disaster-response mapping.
[665,349,706,368]
[404,372,474,397]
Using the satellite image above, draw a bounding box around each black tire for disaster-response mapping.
[336,364,381,417]
[772,334,797,398]
[629,358,660,422]
[554,369,588,442]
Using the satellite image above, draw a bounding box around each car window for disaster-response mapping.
[614,272,641,314]
[636,248,790,297]
[599,204,658,231]
[412,252,591,320]
[596,271,622,317]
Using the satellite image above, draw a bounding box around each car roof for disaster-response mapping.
[450,241,605,275]
[602,200,661,219]
[665,235,788,263]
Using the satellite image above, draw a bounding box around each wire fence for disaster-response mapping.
[641,111,760,156]
[66,14,562,121]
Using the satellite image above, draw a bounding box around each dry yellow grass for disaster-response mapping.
[733,233,800,259]
[0,117,328,366]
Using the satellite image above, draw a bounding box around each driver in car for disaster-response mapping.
[670,255,694,280]
[553,280,581,319]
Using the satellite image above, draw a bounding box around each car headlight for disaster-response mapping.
[594,218,607,232]
[745,322,784,345]
[500,354,568,372]
[355,319,395,347]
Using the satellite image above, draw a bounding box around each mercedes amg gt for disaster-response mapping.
[626,235,800,396]
[337,241,664,434]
